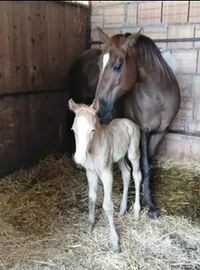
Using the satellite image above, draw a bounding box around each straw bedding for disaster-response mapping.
[0,154,200,270]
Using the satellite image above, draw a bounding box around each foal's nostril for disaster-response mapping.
[74,153,86,165]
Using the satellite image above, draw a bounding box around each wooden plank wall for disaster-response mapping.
[0,1,90,177]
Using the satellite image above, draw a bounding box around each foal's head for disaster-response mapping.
[95,27,143,120]
[68,99,99,164]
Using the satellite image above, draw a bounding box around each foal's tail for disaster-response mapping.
[124,153,133,174]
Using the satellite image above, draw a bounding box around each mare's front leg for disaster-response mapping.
[140,132,160,219]
[100,168,121,252]
[86,170,98,233]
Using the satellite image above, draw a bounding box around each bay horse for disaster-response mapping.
[67,28,180,219]
[94,28,180,219]
[68,98,142,252]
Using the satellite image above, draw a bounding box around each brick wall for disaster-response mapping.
[90,1,200,162]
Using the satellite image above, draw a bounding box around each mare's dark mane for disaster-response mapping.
[102,33,175,83]
[135,34,175,82]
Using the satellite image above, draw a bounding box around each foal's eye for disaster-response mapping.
[114,64,122,72]
[91,129,95,133]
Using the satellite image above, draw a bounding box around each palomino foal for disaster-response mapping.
[68,98,142,252]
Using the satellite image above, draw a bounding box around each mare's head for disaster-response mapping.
[95,27,143,121]
[95,27,175,122]
[68,99,99,165]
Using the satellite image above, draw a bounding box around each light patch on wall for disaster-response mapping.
[72,1,89,5]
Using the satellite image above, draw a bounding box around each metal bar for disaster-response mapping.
[168,129,200,138]
[0,87,68,98]
[89,37,200,46]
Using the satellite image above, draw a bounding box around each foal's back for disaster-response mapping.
[104,118,140,163]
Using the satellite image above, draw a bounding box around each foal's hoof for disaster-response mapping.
[148,206,161,219]
[118,210,126,218]
[87,223,94,234]
[133,212,140,221]
[111,244,122,253]
[115,245,122,253]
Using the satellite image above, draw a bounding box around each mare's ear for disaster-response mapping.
[97,27,109,43]
[90,99,99,113]
[122,28,143,51]
[68,98,78,113]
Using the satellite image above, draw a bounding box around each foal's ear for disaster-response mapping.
[90,100,99,112]
[123,28,143,51]
[97,27,109,44]
[68,98,78,112]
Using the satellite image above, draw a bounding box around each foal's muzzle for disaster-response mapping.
[72,155,86,172]
[74,153,86,165]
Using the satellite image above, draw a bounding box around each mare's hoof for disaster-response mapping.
[148,206,161,219]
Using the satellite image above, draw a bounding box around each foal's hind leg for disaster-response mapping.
[86,170,98,233]
[118,158,131,217]
[128,149,142,221]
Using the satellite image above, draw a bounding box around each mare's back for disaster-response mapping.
[67,48,101,104]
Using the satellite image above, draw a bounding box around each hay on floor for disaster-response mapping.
[0,154,199,270]
[151,158,200,221]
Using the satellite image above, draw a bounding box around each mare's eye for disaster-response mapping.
[114,64,122,72]
[91,129,95,133]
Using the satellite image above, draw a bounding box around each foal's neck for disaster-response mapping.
[95,115,101,130]
[88,115,104,155]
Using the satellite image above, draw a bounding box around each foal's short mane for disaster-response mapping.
[102,33,175,83]
[73,103,98,115]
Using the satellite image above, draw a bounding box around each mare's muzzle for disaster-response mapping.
[97,99,114,125]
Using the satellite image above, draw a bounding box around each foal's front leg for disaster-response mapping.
[86,170,98,233]
[100,169,121,252]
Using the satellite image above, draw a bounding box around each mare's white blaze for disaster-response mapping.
[102,53,110,74]
[74,116,90,164]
